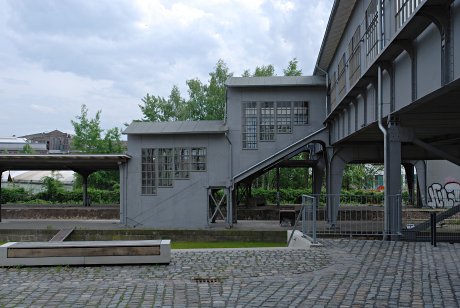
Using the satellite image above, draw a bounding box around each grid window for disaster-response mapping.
[242,102,258,149]
[348,26,361,86]
[293,101,309,125]
[259,102,275,141]
[276,102,292,133]
[191,148,206,171]
[337,53,346,98]
[330,72,337,113]
[174,148,190,179]
[158,148,173,187]
[366,0,379,65]
[141,148,156,195]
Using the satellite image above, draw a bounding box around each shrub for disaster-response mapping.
[1,187,33,203]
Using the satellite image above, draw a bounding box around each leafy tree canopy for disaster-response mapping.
[71,104,123,154]
[71,104,124,190]
[22,143,34,154]
[139,58,301,122]
[283,58,302,76]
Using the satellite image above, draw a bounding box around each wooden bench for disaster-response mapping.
[0,240,171,266]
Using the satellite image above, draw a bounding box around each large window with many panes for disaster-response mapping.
[141,148,156,195]
[174,148,190,179]
[242,101,309,148]
[259,102,275,141]
[158,148,173,187]
[293,101,309,125]
[191,148,206,171]
[141,147,207,194]
[276,102,292,133]
[242,102,258,149]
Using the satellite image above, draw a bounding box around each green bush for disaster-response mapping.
[249,188,394,205]
[0,187,33,203]
[1,186,119,205]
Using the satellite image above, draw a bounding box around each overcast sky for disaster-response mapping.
[0,0,333,137]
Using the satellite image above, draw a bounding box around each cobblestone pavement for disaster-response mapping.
[0,239,459,307]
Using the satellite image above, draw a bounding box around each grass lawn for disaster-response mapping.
[171,241,286,249]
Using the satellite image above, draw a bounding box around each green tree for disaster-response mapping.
[103,127,124,154]
[41,174,64,201]
[138,94,170,122]
[204,59,233,120]
[22,143,34,154]
[71,104,104,153]
[71,104,124,154]
[241,69,251,77]
[184,78,208,120]
[342,164,383,190]
[253,64,275,77]
[169,85,186,121]
[71,104,124,191]
[283,58,302,76]
[140,59,233,122]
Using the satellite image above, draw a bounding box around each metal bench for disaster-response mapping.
[0,240,171,266]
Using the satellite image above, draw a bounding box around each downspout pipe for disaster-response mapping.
[225,131,234,227]
[376,0,390,238]
[315,65,329,118]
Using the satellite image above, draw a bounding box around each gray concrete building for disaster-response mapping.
[123,0,460,235]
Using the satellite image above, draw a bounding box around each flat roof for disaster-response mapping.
[124,121,227,135]
[0,154,130,172]
[226,76,325,87]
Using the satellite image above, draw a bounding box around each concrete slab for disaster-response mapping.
[0,240,171,266]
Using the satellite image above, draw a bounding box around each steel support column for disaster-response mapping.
[326,147,347,226]
[385,120,402,239]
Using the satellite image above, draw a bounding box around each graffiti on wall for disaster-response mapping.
[427,181,460,208]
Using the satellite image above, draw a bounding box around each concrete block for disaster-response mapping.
[287,230,322,248]
[0,240,171,266]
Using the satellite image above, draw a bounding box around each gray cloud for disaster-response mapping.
[0,0,333,137]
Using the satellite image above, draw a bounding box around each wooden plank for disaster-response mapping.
[49,228,74,242]
[8,245,160,258]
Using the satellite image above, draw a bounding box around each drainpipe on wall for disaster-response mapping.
[376,0,390,238]
[315,65,329,118]
[225,131,234,228]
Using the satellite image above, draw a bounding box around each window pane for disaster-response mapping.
[174,148,190,179]
[191,147,207,171]
[259,102,275,141]
[141,148,156,195]
[158,148,173,187]
[293,101,309,125]
[276,102,292,133]
[242,102,258,149]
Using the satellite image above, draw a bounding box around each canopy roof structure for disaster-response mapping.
[0,154,130,173]
[0,154,131,214]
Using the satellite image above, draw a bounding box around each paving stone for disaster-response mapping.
[0,240,459,306]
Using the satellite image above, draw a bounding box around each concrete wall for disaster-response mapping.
[393,52,412,111]
[226,85,326,175]
[125,134,229,228]
[426,160,460,209]
[416,24,442,99]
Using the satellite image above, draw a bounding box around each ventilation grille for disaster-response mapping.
[193,277,221,284]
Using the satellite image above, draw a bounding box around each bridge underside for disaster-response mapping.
[327,77,460,238]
